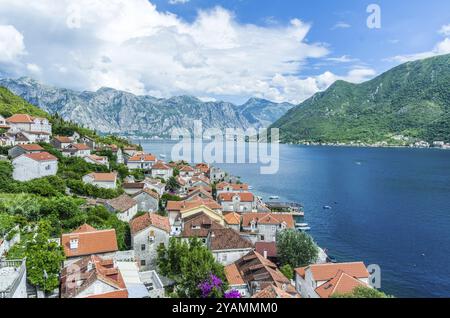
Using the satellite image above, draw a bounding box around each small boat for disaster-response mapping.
[298,226,311,232]
[248,186,253,190]
[296,223,309,228]
[323,205,332,210]
[159,154,167,159]
[269,196,280,200]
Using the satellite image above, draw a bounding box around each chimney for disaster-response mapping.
[263,250,268,259]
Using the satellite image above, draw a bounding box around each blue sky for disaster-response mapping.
[154,0,450,77]
[0,0,449,104]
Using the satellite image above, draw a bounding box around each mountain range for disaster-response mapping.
[0,77,294,138]
[271,54,450,144]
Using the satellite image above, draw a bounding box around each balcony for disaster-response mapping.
[0,259,26,298]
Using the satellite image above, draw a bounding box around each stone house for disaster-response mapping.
[130,213,170,271]
[105,194,139,222]
[132,189,160,213]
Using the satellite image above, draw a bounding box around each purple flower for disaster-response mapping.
[210,274,223,287]
[224,290,241,299]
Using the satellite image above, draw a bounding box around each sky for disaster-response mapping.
[0,0,449,104]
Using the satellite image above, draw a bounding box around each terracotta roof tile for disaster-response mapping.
[255,242,277,258]
[181,213,224,238]
[54,136,74,143]
[128,153,156,162]
[217,182,249,191]
[218,192,254,202]
[298,262,369,282]
[17,144,44,151]
[130,213,170,234]
[23,152,57,162]
[180,165,195,172]
[209,228,253,251]
[61,224,118,258]
[224,212,241,225]
[167,198,221,212]
[86,172,117,182]
[72,143,91,150]
[152,161,171,170]
[60,255,127,298]
[6,114,36,123]
[225,263,245,286]
[106,194,137,213]
[315,271,366,298]
[252,285,298,298]
[242,213,295,228]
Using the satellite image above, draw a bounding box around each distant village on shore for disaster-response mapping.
[1,112,384,299]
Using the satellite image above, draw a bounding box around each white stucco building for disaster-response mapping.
[294,262,371,298]
[82,172,118,189]
[12,152,58,181]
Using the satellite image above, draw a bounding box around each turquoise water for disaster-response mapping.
[140,140,450,298]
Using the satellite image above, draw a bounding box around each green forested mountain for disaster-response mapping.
[271,54,450,144]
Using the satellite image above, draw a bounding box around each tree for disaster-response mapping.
[280,264,294,280]
[277,229,319,268]
[166,176,180,193]
[157,238,226,298]
[25,220,65,293]
[331,286,392,298]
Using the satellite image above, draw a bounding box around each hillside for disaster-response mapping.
[271,54,450,144]
[0,86,134,148]
[0,78,293,137]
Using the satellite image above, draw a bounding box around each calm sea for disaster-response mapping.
[140,140,450,298]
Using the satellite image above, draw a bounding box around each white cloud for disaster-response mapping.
[331,22,351,30]
[387,24,450,63]
[439,24,450,36]
[0,0,372,104]
[0,25,26,63]
[169,0,190,4]
[325,55,358,63]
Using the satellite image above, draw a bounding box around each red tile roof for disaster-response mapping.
[315,271,366,298]
[72,143,91,150]
[180,213,224,238]
[85,172,117,182]
[208,228,253,251]
[167,198,221,212]
[6,114,36,123]
[180,165,195,172]
[255,242,278,258]
[224,212,241,225]
[218,192,254,202]
[242,213,295,228]
[128,153,156,162]
[130,213,170,234]
[225,263,245,286]
[152,161,171,170]
[17,144,44,151]
[106,194,137,213]
[60,255,127,298]
[61,224,118,258]
[54,136,73,143]
[295,262,369,282]
[252,285,298,298]
[217,182,249,191]
[23,152,57,162]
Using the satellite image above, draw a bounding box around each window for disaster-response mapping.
[141,260,146,266]
[141,244,146,251]
[45,165,51,170]
[222,254,228,262]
